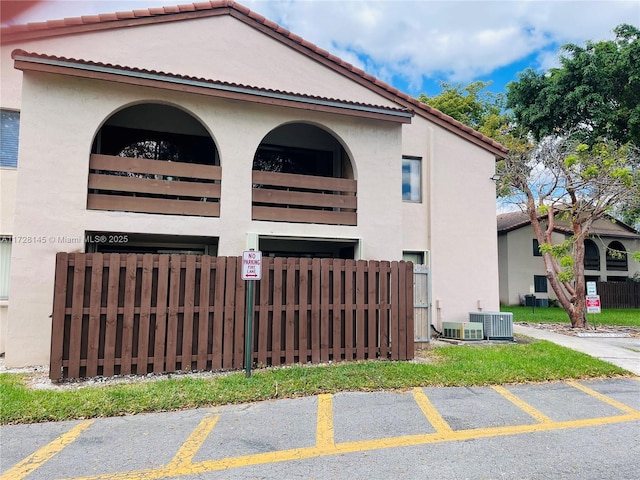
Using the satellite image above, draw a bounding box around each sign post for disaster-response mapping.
[242,250,262,378]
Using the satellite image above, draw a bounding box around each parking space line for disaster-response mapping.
[491,385,554,423]
[0,420,94,480]
[12,381,640,480]
[166,413,219,469]
[52,410,640,480]
[412,387,452,433]
[316,394,335,448]
[567,380,640,414]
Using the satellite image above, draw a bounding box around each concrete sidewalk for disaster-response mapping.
[514,324,640,375]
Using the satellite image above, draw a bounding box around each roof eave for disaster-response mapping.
[12,52,414,124]
[2,1,505,154]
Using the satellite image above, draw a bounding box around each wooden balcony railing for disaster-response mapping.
[252,170,357,225]
[87,154,221,217]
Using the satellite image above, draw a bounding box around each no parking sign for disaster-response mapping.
[242,250,262,280]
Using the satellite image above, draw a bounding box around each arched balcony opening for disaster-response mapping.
[251,123,357,226]
[584,239,600,270]
[606,241,628,271]
[88,103,221,217]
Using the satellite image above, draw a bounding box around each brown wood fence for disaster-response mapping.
[50,253,414,379]
[596,281,640,308]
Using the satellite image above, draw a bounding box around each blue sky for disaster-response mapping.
[4,1,640,98]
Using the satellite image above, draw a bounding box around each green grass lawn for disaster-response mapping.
[501,306,640,327]
[0,340,629,424]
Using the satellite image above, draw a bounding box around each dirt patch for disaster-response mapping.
[0,355,235,391]
[516,322,640,338]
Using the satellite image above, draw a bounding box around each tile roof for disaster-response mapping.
[11,49,414,123]
[1,1,507,156]
[497,211,640,238]
[497,211,532,233]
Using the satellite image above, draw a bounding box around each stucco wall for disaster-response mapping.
[0,167,16,354]
[1,15,398,111]
[5,70,404,367]
[427,123,500,325]
[1,10,505,366]
[0,168,17,234]
[499,224,640,306]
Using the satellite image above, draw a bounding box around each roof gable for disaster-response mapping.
[1,0,507,157]
[11,49,414,124]
[497,211,640,239]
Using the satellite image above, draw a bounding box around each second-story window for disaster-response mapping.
[402,156,421,202]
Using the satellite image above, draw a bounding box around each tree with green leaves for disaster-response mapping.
[418,81,511,140]
[499,135,640,327]
[506,24,640,146]
[420,26,640,326]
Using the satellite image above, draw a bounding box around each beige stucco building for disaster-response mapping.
[497,212,640,306]
[0,1,506,367]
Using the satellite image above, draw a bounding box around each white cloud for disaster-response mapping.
[7,0,639,92]
[246,0,638,85]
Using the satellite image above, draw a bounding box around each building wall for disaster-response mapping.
[5,70,404,367]
[427,123,500,325]
[1,10,504,365]
[0,168,17,353]
[0,168,16,234]
[0,15,398,111]
[499,224,640,306]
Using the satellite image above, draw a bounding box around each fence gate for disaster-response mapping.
[50,253,414,379]
[413,264,430,342]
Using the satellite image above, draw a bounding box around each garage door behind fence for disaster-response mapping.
[50,253,414,379]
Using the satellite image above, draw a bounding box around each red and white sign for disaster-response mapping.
[242,250,262,280]
[586,295,601,314]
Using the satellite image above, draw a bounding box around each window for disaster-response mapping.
[0,110,20,168]
[85,232,217,256]
[402,156,421,202]
[403,251,424,264]
[533,275,547,293]
[584,239,600,270]
[532,239,542,256]
[259,237,357,259]
[606,241,627,271]
[0,237,11,300]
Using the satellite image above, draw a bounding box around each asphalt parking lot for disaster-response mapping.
[1,377,639,480]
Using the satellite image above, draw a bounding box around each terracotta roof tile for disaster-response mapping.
[1,0,507,155]
[80,15,102,24]
[12,49,414,119]
[98,13,119,22]
[114,11,136,20]
[132,10,153,17]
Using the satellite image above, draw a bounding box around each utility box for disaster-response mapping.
[442,322,484,341]
[469,312,514,340]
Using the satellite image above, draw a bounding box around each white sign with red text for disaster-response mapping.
[242,250,262,280]
[586,295,601,314]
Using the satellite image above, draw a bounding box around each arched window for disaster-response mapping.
[606,241,628,271]
[251,123,356,226]
[583,239,600,270]
[88,104,221,217]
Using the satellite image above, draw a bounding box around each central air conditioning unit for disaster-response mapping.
[442,322,484,341]
[469,312,514,341]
